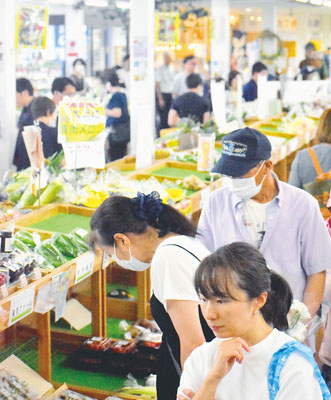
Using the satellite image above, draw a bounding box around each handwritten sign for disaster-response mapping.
[75,252,95,284]
[9,287,35,326]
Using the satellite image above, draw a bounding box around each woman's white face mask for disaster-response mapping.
[230,161,266,200]
[112,242,150,272]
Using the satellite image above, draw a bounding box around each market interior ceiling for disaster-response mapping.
[47,0,331,28]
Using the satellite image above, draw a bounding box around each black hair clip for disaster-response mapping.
[130,191,163,222]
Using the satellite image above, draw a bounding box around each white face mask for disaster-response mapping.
[112,243,150,272]
[75,64,85,76]
[230,161,266,200]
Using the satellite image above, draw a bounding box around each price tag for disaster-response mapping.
[75,252,95,284]
[102,253,110,270]
[9,286,35,326]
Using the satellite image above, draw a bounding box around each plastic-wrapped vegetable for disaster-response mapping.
[14,230,39,251]
[47,149,64,175]
[12,238,32,254]
[71,228,89,252]
[16,183,37,208]
[34,178,63,206]
[69,233,89,253]
[51,233,80,259]
[36,240,67,268]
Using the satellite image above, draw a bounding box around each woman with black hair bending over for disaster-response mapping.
[90,192,214,400]
[178,242,330,400]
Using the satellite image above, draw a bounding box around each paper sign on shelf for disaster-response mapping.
[55,268,72,322]
[75,252,95,284]
[9,286,35,326]
[63,140,106,170]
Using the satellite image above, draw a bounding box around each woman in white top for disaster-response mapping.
[90,192,214,400]
[177,242,328,400]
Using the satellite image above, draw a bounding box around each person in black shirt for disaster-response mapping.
[15,78,34,133]
[168,73,210,126]
[13,97,62,171]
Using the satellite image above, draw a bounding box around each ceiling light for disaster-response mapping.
[245,8,252,12]
[230,15,235,20]
[295,0,309,3]
[323,0,331,6]
[310,0,322,5]
[257,16,262,22]
[249,15,255,21]
[116,1,131,9]
[85,0,108,7]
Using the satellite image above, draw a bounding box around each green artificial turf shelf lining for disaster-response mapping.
[150,166,211,181]
[30,213,91,233]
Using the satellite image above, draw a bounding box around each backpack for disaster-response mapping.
[303,147,331,219]
[268,341,331,399]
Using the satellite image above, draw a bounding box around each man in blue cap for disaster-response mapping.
[197,127,330,319]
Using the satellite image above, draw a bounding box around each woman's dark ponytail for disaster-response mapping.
[260,271,293,331]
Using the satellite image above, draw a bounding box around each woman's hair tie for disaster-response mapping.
[130,191,163,222]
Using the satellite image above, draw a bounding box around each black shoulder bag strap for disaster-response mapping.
[162,243,201,377]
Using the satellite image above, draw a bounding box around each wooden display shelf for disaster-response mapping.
[14,204,94,239]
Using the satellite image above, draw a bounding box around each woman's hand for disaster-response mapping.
[177,389,195,400]
[207,337,250,382]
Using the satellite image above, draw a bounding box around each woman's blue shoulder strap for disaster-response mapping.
[268,341,331,399]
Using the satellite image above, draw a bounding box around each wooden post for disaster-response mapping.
[137,270,149,320]
[37,312,51,381]
[91,269,106,337]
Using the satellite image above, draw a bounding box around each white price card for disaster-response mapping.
[63,141,106,170]
[9,286,35,326]
[102,253,110,270]
[75,252,95,284]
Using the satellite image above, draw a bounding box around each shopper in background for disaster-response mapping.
[319,192,331,391]
[105,72,130,161]
[288,109,331,188]
[13,97,62,171]
[90,192,214,400]
[242,61,268,102]
[15,78,34,133]
[227,70,242,104]
[172,55,197,98]
[51,77,76,106]
[168,73,210,127]
[117,54,130,98]
[156,52,175,130]
[197,127,331,319]
[177,242,328,400]
[70,58,87,93]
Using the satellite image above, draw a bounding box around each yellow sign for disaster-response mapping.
[58,99,105,143]
[15,4,48,49]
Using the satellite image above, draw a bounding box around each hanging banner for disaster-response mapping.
[155,12,180,45]
[15,3,48,49]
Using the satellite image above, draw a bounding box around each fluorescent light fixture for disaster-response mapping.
[116,1,131,9]
[310,0,322,5]
[245,8,252,12]
[85,0,108,7]
[323,0,331,5]
[295,0,309,3]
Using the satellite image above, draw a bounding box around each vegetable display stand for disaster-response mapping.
[129,160,223,219]
[14,204,94,239]
[0,248,105,381]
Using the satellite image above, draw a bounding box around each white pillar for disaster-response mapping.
[210,0,230,79]
[262,5,277,32]
[130,0,155,168]
[65,8,86,75]
[0,0,17,177]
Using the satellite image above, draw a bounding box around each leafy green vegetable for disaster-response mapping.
[34,179,63,206]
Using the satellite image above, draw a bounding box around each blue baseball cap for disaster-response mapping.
[212,127,272,177]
